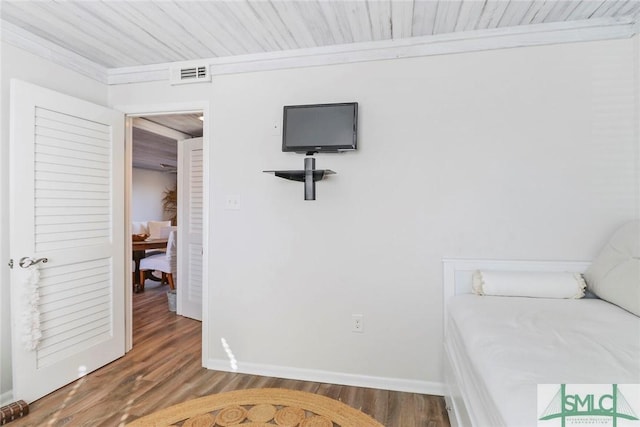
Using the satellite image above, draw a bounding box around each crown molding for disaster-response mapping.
[2,16,637,87]
[0,19,108,84]
[107,16,638,85]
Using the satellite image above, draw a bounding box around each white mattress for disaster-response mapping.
[446,294,640,427]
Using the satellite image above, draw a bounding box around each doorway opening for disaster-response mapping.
[125,109,206,353]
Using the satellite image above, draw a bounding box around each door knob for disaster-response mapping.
[18,257,48,268]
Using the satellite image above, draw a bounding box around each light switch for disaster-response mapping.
[225,195,240,210]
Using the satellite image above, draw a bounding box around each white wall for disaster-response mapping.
[110,37,639,392]
[1,29,633,406]
[131,168,177,223]
[636,34,640,220]
[0,41,108,402]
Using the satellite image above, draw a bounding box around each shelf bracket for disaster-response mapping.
[263,157,336,200]
[304,157,315,200]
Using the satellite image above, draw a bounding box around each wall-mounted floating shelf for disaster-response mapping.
[263,157,335,200]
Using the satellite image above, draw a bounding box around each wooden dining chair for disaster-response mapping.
[138,230,177,292]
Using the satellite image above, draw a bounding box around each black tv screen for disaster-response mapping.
[282,102,358,154]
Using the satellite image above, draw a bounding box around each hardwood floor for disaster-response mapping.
[11,282,450,427]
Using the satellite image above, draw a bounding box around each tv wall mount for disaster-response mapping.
[263,157,335,200]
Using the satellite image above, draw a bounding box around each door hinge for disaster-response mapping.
[8,259,13,269]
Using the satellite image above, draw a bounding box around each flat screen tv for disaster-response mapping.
[282,102,358,154]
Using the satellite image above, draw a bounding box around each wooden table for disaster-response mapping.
[132,239,167,291]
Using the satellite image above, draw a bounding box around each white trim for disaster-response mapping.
[115,103,207,117]
[206,358,444,396]
[107,17,637,85]
[0,20,108,84]
[124,118,133,352]
[200,104,210,369]
[634,32,640,221]
[2,16,636,86]
[116,101,211,366]
[0,390,14,407]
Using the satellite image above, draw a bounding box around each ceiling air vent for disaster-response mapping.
[170,64,211,85]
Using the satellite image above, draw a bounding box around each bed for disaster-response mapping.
[442,222,640,427]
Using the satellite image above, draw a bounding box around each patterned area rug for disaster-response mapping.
[126,388,385,427]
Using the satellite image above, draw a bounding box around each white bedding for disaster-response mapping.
[446,294,640,427]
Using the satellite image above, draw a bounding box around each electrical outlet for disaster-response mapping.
[352,314,363,333]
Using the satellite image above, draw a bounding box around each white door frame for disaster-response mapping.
[116,101,210,365]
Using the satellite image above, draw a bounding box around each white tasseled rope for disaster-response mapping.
[21,265,42,351]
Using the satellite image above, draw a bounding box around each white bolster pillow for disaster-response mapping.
[472,270,586,299]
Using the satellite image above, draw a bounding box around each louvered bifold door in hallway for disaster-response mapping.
[9,80,125,403]
[178,137,203,321]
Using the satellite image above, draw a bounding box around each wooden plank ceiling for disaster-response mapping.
[4,1,636,170]
[2,1,638,69]
[132,114,203,172]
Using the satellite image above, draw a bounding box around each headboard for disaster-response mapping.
[442,258,591,323]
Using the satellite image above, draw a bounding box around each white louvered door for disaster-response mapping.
[9,80,125,403]
[177,137,203,321]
